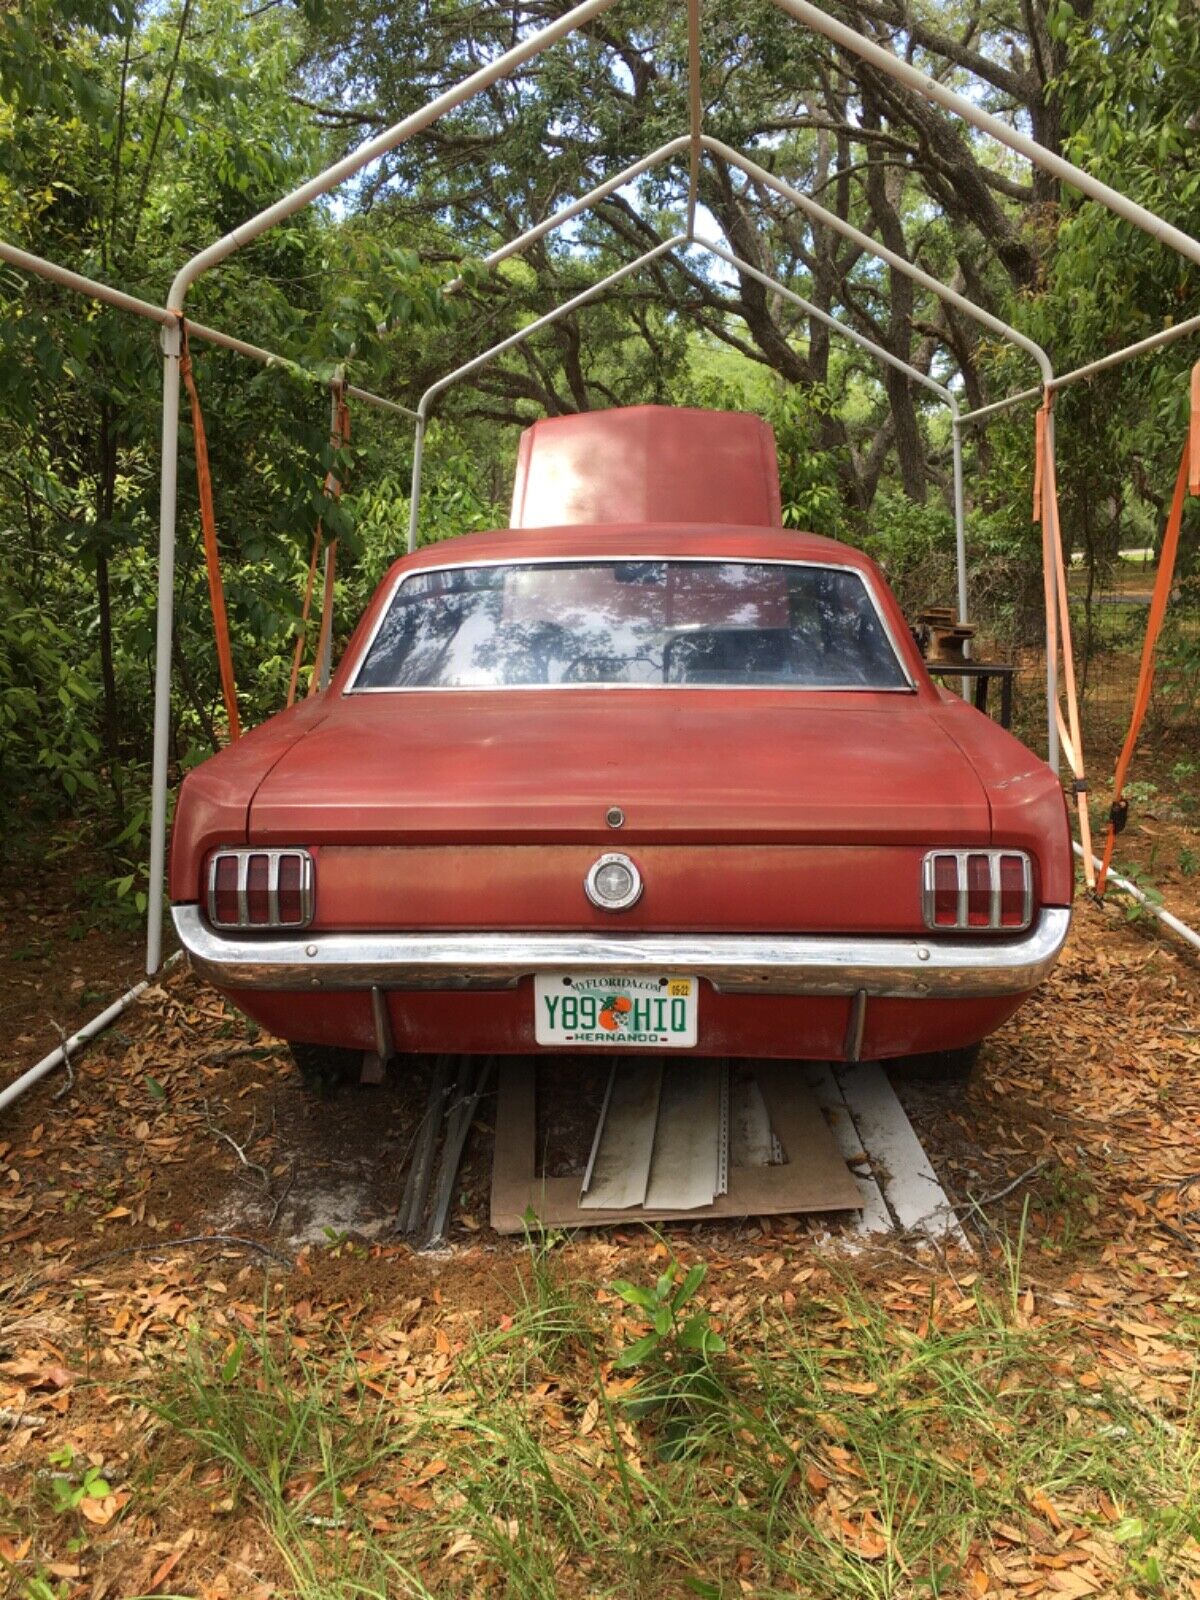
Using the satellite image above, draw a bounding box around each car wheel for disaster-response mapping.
[287,1042,365,1097]
[900,1043,981,1084]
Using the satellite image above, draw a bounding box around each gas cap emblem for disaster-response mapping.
[584,852,642,912]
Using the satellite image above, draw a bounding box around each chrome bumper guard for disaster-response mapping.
[171,904,1070,1000]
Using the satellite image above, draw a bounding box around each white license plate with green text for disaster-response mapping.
[533,974,698,1048]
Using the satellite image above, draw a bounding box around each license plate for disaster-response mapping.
[533,974,698,1048]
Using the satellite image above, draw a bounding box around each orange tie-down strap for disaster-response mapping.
[287,389,351,706]
[1034,394,1095,888]
[179,321,241,742]
[1096,367,1198,896]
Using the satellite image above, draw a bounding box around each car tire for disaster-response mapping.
[900,1043,981,1084]
[287,1042,365,1097]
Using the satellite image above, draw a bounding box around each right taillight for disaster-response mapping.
[922,850,1032,932]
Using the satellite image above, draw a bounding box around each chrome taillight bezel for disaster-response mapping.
[207,848,314,930]
[921,850,1033,933]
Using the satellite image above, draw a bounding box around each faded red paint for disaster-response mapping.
[227,986,1028,1064]
[509,406,782,529]
[170,447,1072,1065]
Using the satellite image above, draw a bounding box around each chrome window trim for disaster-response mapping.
[345,554,918,695]
[171,904,1070,1000]
[921,850,1033,934]
[207,848,315,931]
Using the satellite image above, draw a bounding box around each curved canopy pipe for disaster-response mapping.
[409,229,975,688]
[701,137,1053,386]
[699,239,970,642]
[427,145,995,631]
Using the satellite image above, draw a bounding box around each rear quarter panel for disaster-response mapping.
[168,697,329,902]
[931,693,1073,906]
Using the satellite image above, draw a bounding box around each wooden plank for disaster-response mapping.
[579,1061,663,1209]
[489,1059,539,1234]
[803,1062,892,1235]
[836,1063,970,1246]
[643,1063,723,1211]
[730,1072,775,1169]
[753,1063,862,1211]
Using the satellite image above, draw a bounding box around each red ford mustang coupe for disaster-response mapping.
[170,406,1072,1087]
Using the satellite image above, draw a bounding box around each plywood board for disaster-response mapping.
[491,1059,861,1234]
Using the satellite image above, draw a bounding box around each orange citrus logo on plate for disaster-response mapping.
[598,994,632,1031]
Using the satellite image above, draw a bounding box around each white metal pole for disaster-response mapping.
[406,414,427,554]
[1043,404,1061,775]
[958,386,1043,427]
[952,416,968,628]
[0,955,183,1114]
[318,543,334,690]
[147,326,182,974]
[0,239,172,324]
[1049,312,1200,393]
[1072,843,1200,953]
[951,414,971,699]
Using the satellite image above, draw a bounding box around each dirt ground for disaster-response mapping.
[0,836,1198,1595]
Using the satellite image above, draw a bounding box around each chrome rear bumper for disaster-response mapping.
[171,904,1070,1000]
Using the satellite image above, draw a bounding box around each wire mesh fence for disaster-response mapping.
[884,539,1199,764]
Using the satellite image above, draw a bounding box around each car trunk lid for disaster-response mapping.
[248,689,991,845]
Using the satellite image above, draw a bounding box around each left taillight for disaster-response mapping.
[921,850,1033,932]
[207,848,314,930]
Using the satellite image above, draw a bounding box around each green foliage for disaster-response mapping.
[770,384,847,537]
[1109,863,1165,923]
[46,1444,111,1515]
[610,1258,728,1459]
[861,486,961,614]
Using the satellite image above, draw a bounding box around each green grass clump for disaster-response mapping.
[140,1239,1200,1599]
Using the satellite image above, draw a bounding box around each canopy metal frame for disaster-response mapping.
[414,220,977,694]
[417,219,970,604]
[0,0,1197,975]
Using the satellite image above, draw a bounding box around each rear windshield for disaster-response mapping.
[352,559,909,691]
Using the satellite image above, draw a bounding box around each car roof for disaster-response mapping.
[392,522,875,575]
